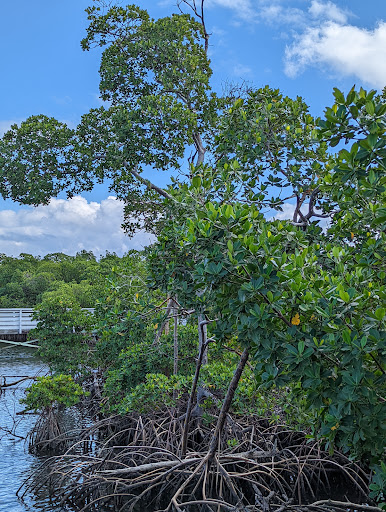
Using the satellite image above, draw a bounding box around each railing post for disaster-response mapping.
[19,309,22,334]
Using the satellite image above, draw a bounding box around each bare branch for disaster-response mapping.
[177,0,209,53]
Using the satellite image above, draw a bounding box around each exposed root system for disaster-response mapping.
[27,408,65,454]
[19,410,380,512]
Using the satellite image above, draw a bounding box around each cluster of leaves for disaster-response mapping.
[117,373,191,414]
[209,86,331,217]
[92,251,150,365]
[200,359,312,428]
[104,324,197,405]
[370,462,386,506]
[21,374,87,412]
[320,87,386,236]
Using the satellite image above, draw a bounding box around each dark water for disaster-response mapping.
[0,346,64,512]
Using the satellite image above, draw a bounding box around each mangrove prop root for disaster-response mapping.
[18,410,380,512]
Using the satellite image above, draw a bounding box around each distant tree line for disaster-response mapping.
[0,250,124,308]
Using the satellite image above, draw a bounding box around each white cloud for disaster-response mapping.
[206,0,304,24]
[206,0,257,21]
[308,0,350,24]
[269,203,295,221]
[232,63,253,76]
[158,0,348,28]
[167,0,385,89]
[285,20,386,89]
[259,4,305,27]
[0,196,154,258]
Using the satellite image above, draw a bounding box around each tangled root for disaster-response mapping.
[19,410,379,512]
[27,408,65,454]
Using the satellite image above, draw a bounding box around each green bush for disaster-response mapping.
[118,373,192,414]
[103,324,198,408]
[21,374,87,412]
[32,294,95,375]
[369,462,386,508]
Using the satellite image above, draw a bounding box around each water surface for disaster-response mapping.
[0,346,60,512]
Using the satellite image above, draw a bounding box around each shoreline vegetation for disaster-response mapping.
[11,264,386,510]
[0,1,384,510]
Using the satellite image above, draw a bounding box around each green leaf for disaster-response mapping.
[369,169,376,185]
[303,347,314,358]
[346,88,355,104]
[342,329,351,344]
[286,344,299,356]
[339,289,350,303]
[192,176,202,188]
[224,204,234,219]
[333,88,345,104]
[366,101,375,115]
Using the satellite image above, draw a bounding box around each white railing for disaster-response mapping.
[0,308,95,334]
[0,308,37,334]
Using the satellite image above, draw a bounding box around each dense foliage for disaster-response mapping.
[0,0,384,506]
[0,250,121,307]
[149,86,386,465]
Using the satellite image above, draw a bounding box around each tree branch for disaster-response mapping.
[207,349,249,459]
[192,132,206,165]
[123,162,173,200]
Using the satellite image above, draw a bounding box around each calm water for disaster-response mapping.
[0,347,151,512]
[0,346,66,512]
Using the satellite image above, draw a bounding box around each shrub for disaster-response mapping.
[21,374,87,412]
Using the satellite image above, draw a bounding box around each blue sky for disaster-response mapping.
[1,0,385,257]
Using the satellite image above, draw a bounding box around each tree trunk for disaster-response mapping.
[181,333,209,456]
[173,298,178,376]
[207,349,249,460]
[154,296,173,345]
[198,313,208,366]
